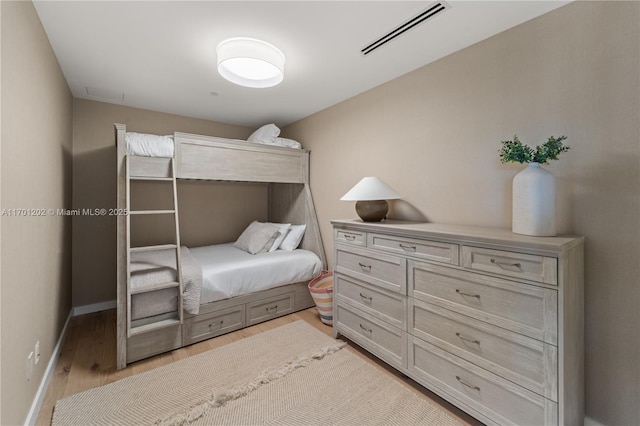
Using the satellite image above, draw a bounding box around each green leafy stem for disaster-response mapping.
[499,135,570,164]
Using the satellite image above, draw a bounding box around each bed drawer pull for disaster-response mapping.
[358,262,372,271]
[208,320,224,328]
[456,376,481,391]
[456,289,481,299]
[359,293,373,302]
[399,244,417,252]
[359,324,372,334]
[490,258,521,269]
[266,305,278,312]
[456,332,480,345]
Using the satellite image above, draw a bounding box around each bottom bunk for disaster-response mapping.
[125,241,323,365]
[127,281,315,364]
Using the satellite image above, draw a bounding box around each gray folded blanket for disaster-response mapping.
[130,246,202,315]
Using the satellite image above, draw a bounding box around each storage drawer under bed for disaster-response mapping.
[247,292,295,325]
[183,305,245,346]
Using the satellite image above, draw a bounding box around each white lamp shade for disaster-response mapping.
[217,38,285,88]
[340,177,402,201]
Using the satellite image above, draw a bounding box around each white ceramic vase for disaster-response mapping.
[512,162,556,236]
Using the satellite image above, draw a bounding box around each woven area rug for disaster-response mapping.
[53,320,462,425]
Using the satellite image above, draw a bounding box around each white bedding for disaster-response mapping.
[126,132,174,157]
[130,246,202,320]
[190,243,322,305]
[126,129,301,160]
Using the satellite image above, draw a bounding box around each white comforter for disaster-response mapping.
[190,243,322,304]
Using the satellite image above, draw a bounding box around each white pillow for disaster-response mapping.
[247,124,280,145]
[273,137,302,149]
[234,221,280,255]
[267,223,292,252]
[278,224,307,251]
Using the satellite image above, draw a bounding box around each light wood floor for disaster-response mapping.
[36,308,481,425]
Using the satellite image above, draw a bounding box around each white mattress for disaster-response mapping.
[190,243,322,305]
[126,132,174,157]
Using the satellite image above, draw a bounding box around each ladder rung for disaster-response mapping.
[131,281,180,295]
[130,318,181,336]
[129,209,175,215]
[130,244,178,253]
[130,176,173,182]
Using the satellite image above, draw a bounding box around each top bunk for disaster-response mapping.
[115,123,309,184]
[114,123,327,269]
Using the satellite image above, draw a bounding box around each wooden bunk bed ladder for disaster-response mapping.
[125,156,184,338]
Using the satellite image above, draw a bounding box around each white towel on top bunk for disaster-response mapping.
[126,132,175,157]
[247,124,303,149]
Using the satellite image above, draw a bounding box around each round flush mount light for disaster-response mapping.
[217,37,285,88]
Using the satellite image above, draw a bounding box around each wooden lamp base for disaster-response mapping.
[355,200,389,222]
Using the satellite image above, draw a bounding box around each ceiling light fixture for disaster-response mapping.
[217,37,285,88]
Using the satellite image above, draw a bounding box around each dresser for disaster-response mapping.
[332,220,584,426]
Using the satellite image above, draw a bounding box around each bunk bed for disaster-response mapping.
[115,124,327,369]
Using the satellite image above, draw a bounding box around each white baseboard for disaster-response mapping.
[24,310,72,426]
[585,416,606,426]
[23,300,115,425]
[72,299,116,316]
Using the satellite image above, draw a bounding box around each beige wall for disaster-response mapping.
[284,2,639,424]
[72,99,262,307]
[0,2,73,425]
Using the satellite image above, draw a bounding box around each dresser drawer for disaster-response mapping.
[369,233,459,265]
[335,228,366,246]
[462,246,557,285]
[183,305,245,345]
[335,274,404,330]
[336,303,405,369]
[409,260,557,344]
[247,292,294,325]
[335,245,406,294]
[409,337,558,426]
[410,299,557,400]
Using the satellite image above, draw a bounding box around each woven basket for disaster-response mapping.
[308,270,334,325]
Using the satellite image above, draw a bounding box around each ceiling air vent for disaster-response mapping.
[361,1,451,55]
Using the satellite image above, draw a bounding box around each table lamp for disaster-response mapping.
[340,177,402,222]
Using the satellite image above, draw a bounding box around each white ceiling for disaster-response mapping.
[33,1,570,128]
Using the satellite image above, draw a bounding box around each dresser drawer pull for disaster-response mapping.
[359,324,372,334]
[455,332,480,345]
[359,293,373,302]
[208,320,224,328]
[344,234,357,241]
[490,258,522,269]
[456,376,481,391]
[456,289,481,299]
[266,305,278,312]
[399,244,417,252]
[358,262,372,271]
